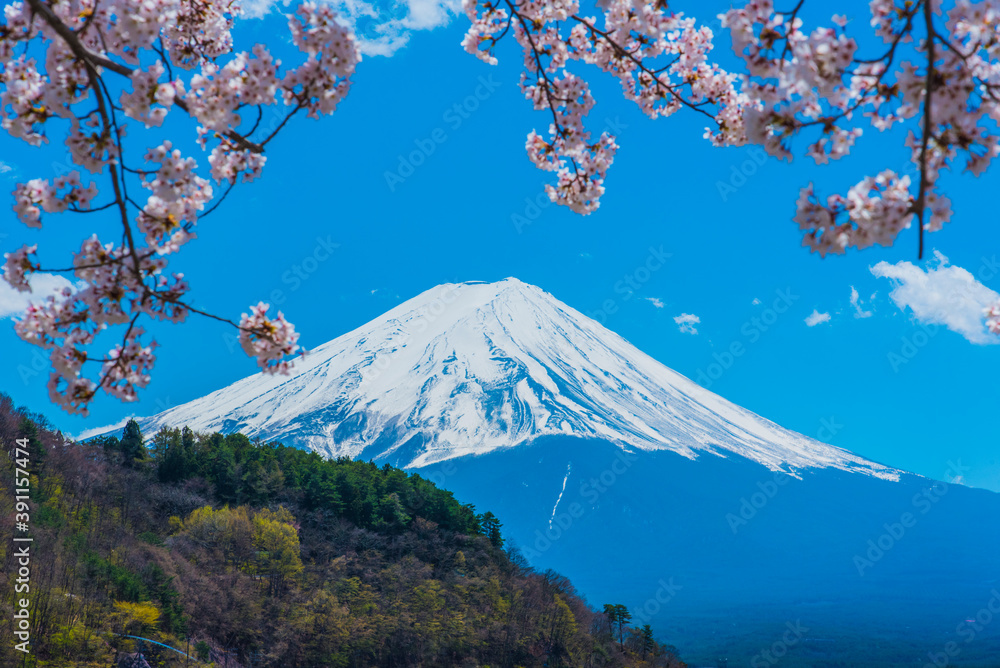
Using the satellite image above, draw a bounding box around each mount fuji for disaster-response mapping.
[120,278,896,478]
[100,278,1000,666]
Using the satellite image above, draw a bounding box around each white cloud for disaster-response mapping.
[644,297,665,309]
[805,309,831,327]
[0,161,12,174]
[405,0,458,29]
[0,273,80,319]
[674,313,700,335]
[849,286,873,319]
[241,0,460,56]
[870,250,999,344]
[751,297,761,306]
[238,0,275,18]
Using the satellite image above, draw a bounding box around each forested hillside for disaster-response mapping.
[0,393,686,667]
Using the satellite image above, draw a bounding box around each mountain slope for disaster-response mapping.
[114,278,898,479]
[415,438,1000,667]
[1,394,685,668]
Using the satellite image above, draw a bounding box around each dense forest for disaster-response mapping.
[0,393,687,667]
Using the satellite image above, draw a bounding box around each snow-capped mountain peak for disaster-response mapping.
[109,278,898,480]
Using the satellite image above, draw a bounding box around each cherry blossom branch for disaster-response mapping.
[913,0,936,260]
[2,0,360,413]
[80,33,140,283]
[462,0,1000,340]
[464,0,747,213]
[503,1,586,184]
[85,311,143,405]
[722,0,1000,335]
[568,14,718,122]
[26,0,264,154]
[776,0,805,62]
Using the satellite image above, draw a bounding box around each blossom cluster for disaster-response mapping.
[986,303,1000,335]
[238,302,302,375]
[13,173,99,228]
[462,0,749,213]
[722,0,998,254]
[1,0,357,413]
[793,170,914,257]
[722,0,1000,332]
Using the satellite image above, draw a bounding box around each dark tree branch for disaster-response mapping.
[913,0,936,260]
[25,0,264,154]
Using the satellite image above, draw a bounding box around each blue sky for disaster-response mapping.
[2,0,999,489]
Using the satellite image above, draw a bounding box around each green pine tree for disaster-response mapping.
[603,603,632,652]
[640,624,655,659]
[479,511,504,549]
[119,418,146,467]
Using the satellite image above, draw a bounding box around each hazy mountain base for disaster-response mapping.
[0,396,685,667]
[411,437,1000,668]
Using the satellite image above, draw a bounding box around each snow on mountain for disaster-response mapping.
[110,278,899,479]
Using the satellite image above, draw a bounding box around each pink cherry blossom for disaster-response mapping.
[722,0,1000,259]
[462,0,749,213]
[717,0,1000,335]
[238,302,303,375]
[2,243,38,292]
[1,0,358,412]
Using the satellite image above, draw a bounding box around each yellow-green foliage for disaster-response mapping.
[180,504,303,591]
[47,621,114,666]
[252,507,304,591]
[114,600,162,634]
